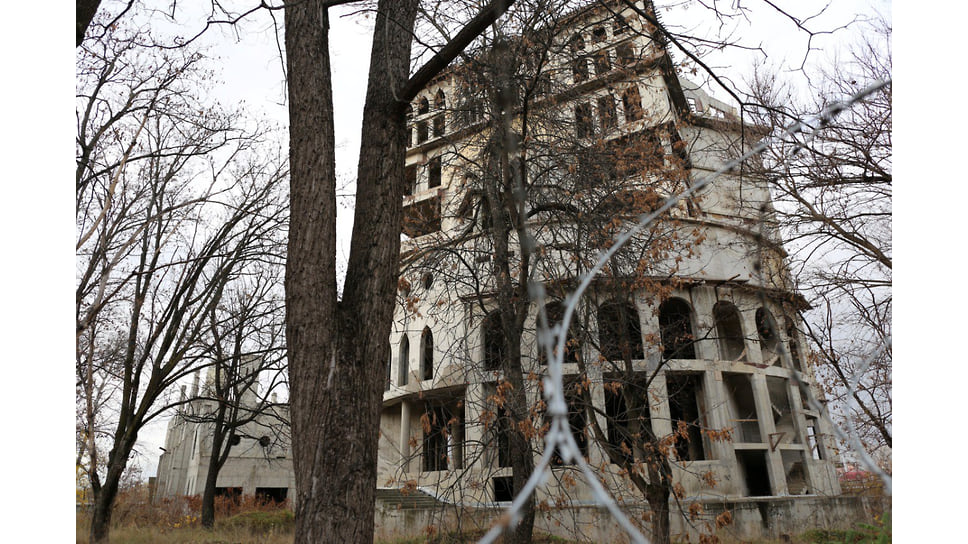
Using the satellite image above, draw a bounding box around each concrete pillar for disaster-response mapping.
[399,400,412,473]
[750,373,787,495]
[703,370,732,461]
[649,373,672,437]
[688,286,718,361]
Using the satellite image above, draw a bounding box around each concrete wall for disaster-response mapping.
[374,495,890,543]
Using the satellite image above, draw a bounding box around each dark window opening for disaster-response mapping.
[421,327,434,381]
[756,307,780,366]
[434,89,446,109]
[605,382,651,465]
[622,85,643,122]
[422,404,451,471]
[483,312,506,371]
[786,320,803,371]
[255,487,288,504]
[593,50,611,76]
[736,450,772,496]
[428,157,442,188]
[613,16,630,35]
[659,298,696,360]
[541,301,581,365]
[597,95,617,131]
[591,25,607,43]
[549,380,588,465]
[572,56,589,83]
[422,272,434,290]
[404,165,417,196]
[667,373,708,461]
[724,373,760,443]
[568,33,585,53]
[398,335,410,386]
[714,301,747,361]
[493,476,514,502]
[432,114,445,137]
[575,102,594,138]
[767,376,799,444]
[416,121,429,144]
[402,196,441,238]
[417,97,429,115]
[598,301,644,361]
[615,43,635,65]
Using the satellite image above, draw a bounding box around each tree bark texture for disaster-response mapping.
[285,1,417,542]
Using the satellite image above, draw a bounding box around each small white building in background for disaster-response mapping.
[154,371,293,504]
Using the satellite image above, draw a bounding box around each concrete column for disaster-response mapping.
[703,370,732,461]
[740,307,763,365]
[750,373,787,495]
[649,373,672,437]
[399,400,412,473]
[586,366,607,466]
[688,286,718,361]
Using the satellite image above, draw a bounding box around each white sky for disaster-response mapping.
[1,0,958,540]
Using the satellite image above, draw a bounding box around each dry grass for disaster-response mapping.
[76,486,294,544]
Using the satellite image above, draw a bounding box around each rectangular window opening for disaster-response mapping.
[667,373,708,461]
[493,476,514,502]
[724,373,761,443]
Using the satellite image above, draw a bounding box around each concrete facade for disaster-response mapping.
[377,1,850,539]
[154,371,294,503]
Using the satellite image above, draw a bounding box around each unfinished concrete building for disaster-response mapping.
[376,1,851,540]
[154,369,294,504]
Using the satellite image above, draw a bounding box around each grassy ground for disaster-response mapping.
[77,487,889,544]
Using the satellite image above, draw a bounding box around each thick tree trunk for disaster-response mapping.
[285,1,417,542]
[89,437,136,544]
[200,429,228,528]
[645,451,673,544]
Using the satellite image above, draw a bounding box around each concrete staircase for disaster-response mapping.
[375,487,444,510]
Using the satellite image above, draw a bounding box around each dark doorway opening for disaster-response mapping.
[255,487,288,504]
[736,450,772,496]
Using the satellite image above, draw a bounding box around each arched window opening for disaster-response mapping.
[756,307,780,366]
[785,319,803,371]
[622,85,643,122]
[417,96,429,115]
[398,335,410,385]
[659,298,696,360]
[541,301,581,365]
[421,327,434,381]
[483,312,506,371]
[598,300,644,362]
[568,33,585,52]
[713,302,746,361]
[434,89,446,109]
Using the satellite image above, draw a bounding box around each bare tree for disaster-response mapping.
[283,1,523,542]
[76,18,288,543]
[743,17,892,468]
[186,264,289,528]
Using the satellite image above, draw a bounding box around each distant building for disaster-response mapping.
[154,369,293,504]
